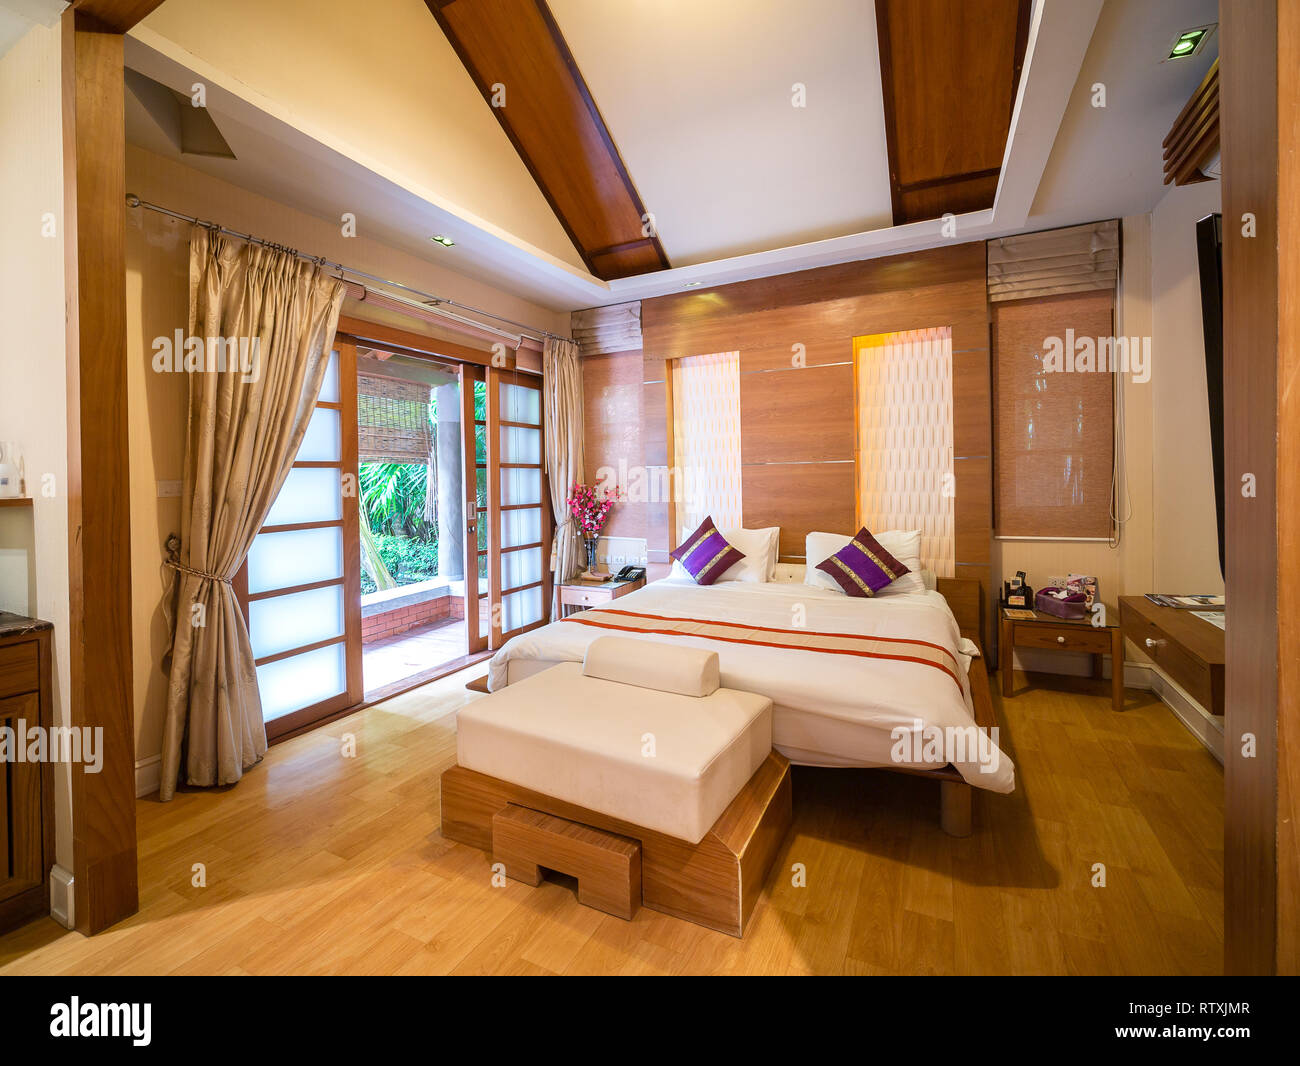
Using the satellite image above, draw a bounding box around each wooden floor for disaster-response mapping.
[0,667,1224,975]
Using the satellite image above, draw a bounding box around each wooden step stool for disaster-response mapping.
[492,804,641,920]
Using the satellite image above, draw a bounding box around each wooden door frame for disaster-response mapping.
[61,0,168,936]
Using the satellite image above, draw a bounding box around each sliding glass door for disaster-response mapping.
[234,341,550,736]
[239,341,363,740]
[487,367,550,648]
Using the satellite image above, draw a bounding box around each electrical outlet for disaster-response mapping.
[157,480,182,498]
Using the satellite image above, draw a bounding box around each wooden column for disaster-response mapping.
[1220,0,1300,976]
[61,6,139,934]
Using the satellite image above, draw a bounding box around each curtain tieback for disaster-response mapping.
[165,560,234,585]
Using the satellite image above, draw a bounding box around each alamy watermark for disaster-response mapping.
[890,719,1002,776]
[0,723,103,773]
[1042,330,1151,383]
[152,329,261,383]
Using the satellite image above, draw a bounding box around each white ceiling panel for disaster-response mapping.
[548,0,894,265]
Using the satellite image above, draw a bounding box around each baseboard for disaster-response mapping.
[135,754,161,798]
[49,865,74,929]
[1144,664,1225,764]
[1009,650,1223,763]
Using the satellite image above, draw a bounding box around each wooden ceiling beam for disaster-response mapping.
[875,0,1031,225]
[427,0,670,281]
[71,0,167,33]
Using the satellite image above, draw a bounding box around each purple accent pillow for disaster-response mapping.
[670,517,745,586]
[815,527,911,598]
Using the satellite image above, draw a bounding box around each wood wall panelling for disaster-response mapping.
[61,8,139,935]
[639,241,991,635]
[582,350,645,541]
[741,464,856,561]
[427,0,669,280]
[739,363,855,465]
[875,0,1031,224]
[1220,0,1282,976]
[954,457,992,566]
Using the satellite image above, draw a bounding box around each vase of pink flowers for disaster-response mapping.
[567,482,621,575]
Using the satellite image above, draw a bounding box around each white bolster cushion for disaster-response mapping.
[581,636,720,697]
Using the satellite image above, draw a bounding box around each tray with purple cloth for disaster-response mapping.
[1035,587,1088,620]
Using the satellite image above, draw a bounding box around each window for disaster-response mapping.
[992,290,1116,538]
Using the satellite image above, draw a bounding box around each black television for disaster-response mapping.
[1195,213,1224,580]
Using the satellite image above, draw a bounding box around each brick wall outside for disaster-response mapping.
[362,593,453,644]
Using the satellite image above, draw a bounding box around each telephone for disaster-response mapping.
[614,565,646,583]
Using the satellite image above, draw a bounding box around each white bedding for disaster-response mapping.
[487,579,1015,793]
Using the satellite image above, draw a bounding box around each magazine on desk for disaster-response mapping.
[1144,593,1225,610]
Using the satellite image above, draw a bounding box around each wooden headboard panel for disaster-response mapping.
[936,576,985,651]
[586,240,996,644]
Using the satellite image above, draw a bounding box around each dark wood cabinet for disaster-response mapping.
[0,616,54,933]
[1119,597,1225,717]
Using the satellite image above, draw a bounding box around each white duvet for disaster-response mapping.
[487,579,1015,793]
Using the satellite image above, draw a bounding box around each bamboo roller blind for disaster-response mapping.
[987,220,1119,302]
[357,373,432,464]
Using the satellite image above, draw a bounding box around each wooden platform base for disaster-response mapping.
[492,804,640,920]
[441,752,793,937]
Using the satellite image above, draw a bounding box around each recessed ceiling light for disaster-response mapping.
[430,234,455,247]
[1166,24,1215,60]
[683,280,703,287]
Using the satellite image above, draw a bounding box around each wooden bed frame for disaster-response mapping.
[459,575,996,838]
[914,576,994,837]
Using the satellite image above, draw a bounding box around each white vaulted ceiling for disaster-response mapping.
[547,0,895,266]
[123,0,1219,310]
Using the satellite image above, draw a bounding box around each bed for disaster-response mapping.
[486,567,1013,834]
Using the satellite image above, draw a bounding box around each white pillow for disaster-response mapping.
[670,524,779,583]
[803,529,927,596]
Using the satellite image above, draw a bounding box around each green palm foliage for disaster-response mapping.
[359,460,430,538]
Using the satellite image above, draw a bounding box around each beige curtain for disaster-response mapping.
[543,336,585,619]
[159,226,345,800]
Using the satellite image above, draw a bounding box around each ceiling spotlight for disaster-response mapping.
[1166,24,1215,60]
[430,234,455,247]
[683,280,703,288]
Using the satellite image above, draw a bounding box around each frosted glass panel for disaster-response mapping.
[297,407,341,462]
[247,526,344,594]
[318,348,340,404]
[500,382,540,425]
[502,549,541,589]
[500,466,541,506]
[264,466,342,526]
[257,642,345,722]
[501,425,540,464]
[501,507,542,548]
[249,583,344,660]
[502,586,543,631]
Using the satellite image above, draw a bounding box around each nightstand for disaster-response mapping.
[999,607,1125,711]
[559,575,646,618]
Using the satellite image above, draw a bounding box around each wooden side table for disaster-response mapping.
[999,607,1125,711]
[559,575,646,618]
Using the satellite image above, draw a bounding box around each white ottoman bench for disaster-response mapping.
[441,637,792,937]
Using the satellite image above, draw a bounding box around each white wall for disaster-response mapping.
[0,22,74,880]
[133,0,583,272]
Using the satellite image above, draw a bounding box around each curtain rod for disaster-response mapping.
[125,194,572,344]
